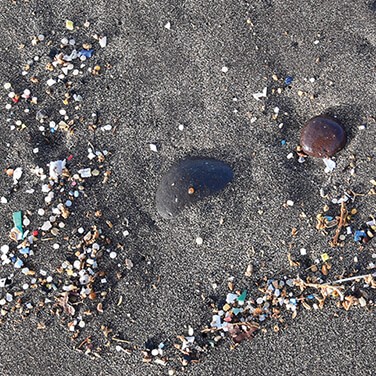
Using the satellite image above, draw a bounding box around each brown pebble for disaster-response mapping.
[300,115,347,157]
[89,291,97,300]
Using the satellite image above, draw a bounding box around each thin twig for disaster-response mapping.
[333,272,376,284]
[331,201,347,246]
[111,337,131,343]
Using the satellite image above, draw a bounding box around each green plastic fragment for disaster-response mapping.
[12,211,23,235]
[237,290,247,304]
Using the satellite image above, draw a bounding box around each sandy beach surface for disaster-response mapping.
[0,1,375,375]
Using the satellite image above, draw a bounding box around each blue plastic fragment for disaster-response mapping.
[12,211,23,235]
[289,298,297,305]
[14,258,24,268]
[78,49,94,58]
[281,140,286,146]
[307,294,315,300]
[19,247,30,255]
[354,230,366,242]
[232,308,244,315]
[284,76,293,85]
[324,215,334,221]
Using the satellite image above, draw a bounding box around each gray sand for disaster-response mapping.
[0,1,375,375]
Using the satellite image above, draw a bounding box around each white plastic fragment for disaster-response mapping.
[323,158,336,173]
[196,237,203,245]
[286,200,294,206]
[1,245,9,254]
[210,314,222,328]
[13,167,23,184]
[49,160,66,180]
[221,66,229,73]
[46,78,56,86]
[252,87,267,100]
[1,197,8,204]
[79,274,89,285]
[78,168,92,178]
[188,326,194,336]
[99,36,107,48]
[101,124,112,131]
[73,94,83,101]
[226,293,238,304]
[149,143,158,152]
[164,22,171,30]
[41,221,52,231]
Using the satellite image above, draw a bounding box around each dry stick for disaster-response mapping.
[295,278,345,300]
[201,322,259,333]
[331,201,347,246]
[111,337,131,343]
[76,336,91,349]
[333,272,376,284]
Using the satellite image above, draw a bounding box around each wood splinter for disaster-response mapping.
[330,201,347,247]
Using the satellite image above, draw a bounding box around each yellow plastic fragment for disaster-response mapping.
[321,253,330,262]
[66,20,74,30]
[223,303,231,312]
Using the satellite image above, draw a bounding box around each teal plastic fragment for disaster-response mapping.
[12,211,23,235]
[232,307,244,315]
[237,290,247,304]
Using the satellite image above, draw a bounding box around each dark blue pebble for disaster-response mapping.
[156,158,234,219]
